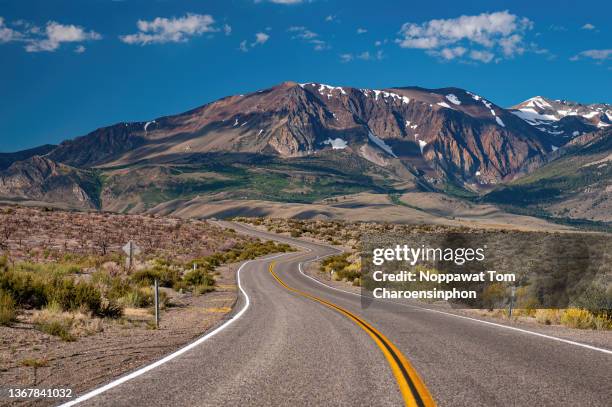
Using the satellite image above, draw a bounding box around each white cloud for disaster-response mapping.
[396,10,534,63]
[289,26,317,39]
[570,49,612,62]
[310,39,329,51]
[0,17,21,42]
[357,28,367,34]
[469,49,494,63]
[430,46,467,60]
[288,26,328,50]
[120,13,217,45]
[74,45,86,53]
[240,32,270,52]
[25,21,101,52]
[581,23,595,30]
[223,24,232,35]
[253,32,269,45]
[325,15,335,22]
[239,40,248,52]
[340,49,383,62]
[339,53,353,63]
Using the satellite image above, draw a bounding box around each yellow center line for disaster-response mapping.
[268,261,436,407]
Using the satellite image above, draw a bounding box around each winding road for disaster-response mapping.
[62,222,612,407]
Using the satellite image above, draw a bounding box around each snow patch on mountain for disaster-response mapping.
[466,91,481,101]
[322,138,348,150]
[445,94,461,105]
[418,139,427,154]
[364,89,410,104]
[144,121,156,132]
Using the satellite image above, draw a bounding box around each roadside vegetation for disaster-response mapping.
[0,205,293,341]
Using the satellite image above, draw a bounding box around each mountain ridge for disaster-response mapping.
[0,81,609,226]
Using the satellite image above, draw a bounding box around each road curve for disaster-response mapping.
[67,221,611,407]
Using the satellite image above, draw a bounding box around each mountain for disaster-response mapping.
[0,81,609,227]
[45,82,553,186]
[0,144,56,170]
[484,128,611,223]
[0,156,100,209]
[509,96,611,145]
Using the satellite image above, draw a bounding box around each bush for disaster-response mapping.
[0,291,16,326]
[48,279,102,315]
[98,299,123,318]
[183,269,215,288]
[320,254,360,282]
[560,308,594,329]
[535,309,560,325]
[119,287,167,309]
[33,306,76,342]
[131,266,181,288]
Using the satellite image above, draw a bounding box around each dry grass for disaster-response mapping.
[0,290,16,325]
[535,309,561,325]
[32,302,104,341]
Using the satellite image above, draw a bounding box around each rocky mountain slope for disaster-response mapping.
[509,96,611,145]
[0,156,100,209]
[485,128,611,223]
[44,82,553,185]
[0,144,56,170]
[0,82,609,225]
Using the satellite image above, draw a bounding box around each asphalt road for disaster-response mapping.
[67,222,611,407]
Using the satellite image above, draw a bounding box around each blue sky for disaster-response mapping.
[0,0,610,152]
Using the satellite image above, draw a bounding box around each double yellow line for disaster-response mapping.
[268,262,436,407]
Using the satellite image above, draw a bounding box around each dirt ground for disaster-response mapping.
[0,263,240,407]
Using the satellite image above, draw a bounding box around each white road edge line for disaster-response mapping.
[59,252,289,407]
[297,260,612,356]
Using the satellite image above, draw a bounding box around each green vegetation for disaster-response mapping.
[320,253,361,284]
[0,234,293,339]
[190,240,293,270]
[101,152,400,208]
[0,290,16,325]
[482,135,611,232]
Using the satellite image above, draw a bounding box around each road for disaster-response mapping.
[65,222,611,407]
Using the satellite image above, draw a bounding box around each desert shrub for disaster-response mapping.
[481,283,507,310]
[321,253,360,282]
[119,287,167,309]
[560,308,594,329]
[97,299,123,318]
[0,290,16,326]
[0,269,47,308]
[535,309,561,325]
[131,266,181,288]
[33,303,104,341]
[183,269,215,288]
[119,288,151,308]
[194,284,215,295]
[33,306,75,342]
[47,278,102,315]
